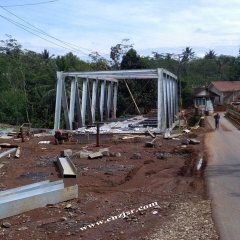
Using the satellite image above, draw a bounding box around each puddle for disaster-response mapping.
[91,164,134,172]
[36,157,56,167]
[16,172,50,181]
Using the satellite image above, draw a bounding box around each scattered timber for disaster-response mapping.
[15,147,21,158]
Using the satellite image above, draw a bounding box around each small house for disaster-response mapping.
[208,81,240,105]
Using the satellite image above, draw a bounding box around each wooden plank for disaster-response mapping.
[0,148,17,159]
[147,129,156,138]
[0,143,18,148]
[15,147,21,158]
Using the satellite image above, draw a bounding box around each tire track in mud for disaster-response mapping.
[85,166,142,187]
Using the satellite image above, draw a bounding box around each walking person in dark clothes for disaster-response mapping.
[214,112,220,129]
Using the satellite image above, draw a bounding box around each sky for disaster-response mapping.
[1,0,240,61]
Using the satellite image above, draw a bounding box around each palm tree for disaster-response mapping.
[181,47,195,62]
[177,47,195,109]
[204,50,217,59]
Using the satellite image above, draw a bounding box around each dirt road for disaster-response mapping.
[205,113,240,240]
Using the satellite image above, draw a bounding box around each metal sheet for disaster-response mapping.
[57,156,77,177]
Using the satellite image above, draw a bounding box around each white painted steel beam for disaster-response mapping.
[107,82,113,119]
[157,69,163,131]
[162,74,167,130]
[91,79,98,122]
[54,72,63,130]
[113,82,118,119]
[69,77,77,129]
[86,80,93,125]
[100,80,106,121]
[75,80,83,127]
[81,78,88,126]
[166,76,171,128]
[170,78,174,123]
[62,80,71,129]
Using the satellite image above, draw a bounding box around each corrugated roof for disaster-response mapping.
[211,81,240,92]
[194,87,219,97]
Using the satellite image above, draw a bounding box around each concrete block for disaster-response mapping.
[0,180,78,220]
[99,148,109,156]
[88,152,103,159]
[110,152,121,157]
[80,151,91,158]
[60,149,73,157]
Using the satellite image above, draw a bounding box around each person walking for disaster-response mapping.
[214,112,220,129]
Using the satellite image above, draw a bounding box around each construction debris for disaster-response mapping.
[0,148,17,159]
[88,152,103,159]
[0,143,18,148]
[145,138,157,148]
[14,147,21,158]
[189,139,200,144]
[99,148,109,156]
[60,149,73,157]
[182,129,191,134]
[0,180,78,220]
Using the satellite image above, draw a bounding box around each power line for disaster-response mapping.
[0,6,109,56]
[0,15,91,56]
[0,0,59,8]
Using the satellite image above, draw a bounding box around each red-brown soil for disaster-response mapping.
[0,124,210,240]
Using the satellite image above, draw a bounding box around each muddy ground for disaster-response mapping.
[0,121,219,240]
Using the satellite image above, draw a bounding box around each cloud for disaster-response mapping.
[1,0,240,58]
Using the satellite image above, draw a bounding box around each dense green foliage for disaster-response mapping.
[1,36,240,128]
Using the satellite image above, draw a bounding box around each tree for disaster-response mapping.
[204,50,217,59]
[120,48,147,69]
[110,39,133,69]
[88,51,110,70]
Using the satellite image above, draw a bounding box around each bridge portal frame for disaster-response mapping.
[54,68,178,132]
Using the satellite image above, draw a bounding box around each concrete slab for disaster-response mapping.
[88,152,103,159]
[0,180,78,220]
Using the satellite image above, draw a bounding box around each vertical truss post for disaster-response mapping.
[113,81,118,119]
[100,80,106,121]
[166,75,171,128]
[69,77,77,130]
[62,80,70,129]
[54,71,63,130]
[81,78,88,126]
[91,78,98,122]
[157,68,164,131]
[162,73,167,130]
[175,80,178,115]
[107,82,113,119]
[75,79,83,128]
[170,77,174,123]
[86,80,93,125]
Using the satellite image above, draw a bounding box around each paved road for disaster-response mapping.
[205,112,240,240]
